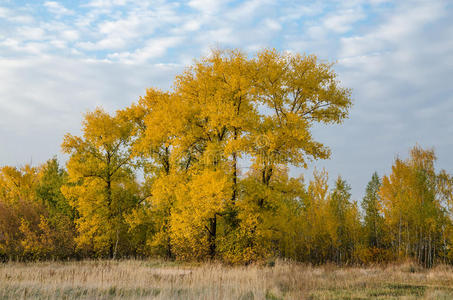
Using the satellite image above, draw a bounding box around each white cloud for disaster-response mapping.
[77,37,126,51]
[0,6,34,23]
[281,2,325,20]
[0,55,181,165]
[61,30,79,41]
[339,1,445,59]
[323,8,366,33]
[306,25,328,39]
[0,6,10,18]
[44,1,74,16]
[73,2,181,52]
[264,19,282,31]
[181,19,202,32]
[188,0,228,15]
[98,15,142,36]
[107,36,184,63]
[16,27,46,40]
[85,0,130,8]
[0,38,49,55]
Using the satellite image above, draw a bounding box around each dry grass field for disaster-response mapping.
[1,260,453,299]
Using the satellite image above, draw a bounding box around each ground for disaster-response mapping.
[1,260,453,299]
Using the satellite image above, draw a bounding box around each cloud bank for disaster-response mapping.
[0,0,451,200]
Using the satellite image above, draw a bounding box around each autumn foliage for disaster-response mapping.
[1,49,452,266]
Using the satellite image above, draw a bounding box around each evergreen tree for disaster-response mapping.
[362,172,385,248]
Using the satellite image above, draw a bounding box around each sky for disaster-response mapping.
[0,0,452,201]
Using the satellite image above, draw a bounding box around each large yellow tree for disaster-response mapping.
[122,48,352,260]
[62,108,139,258]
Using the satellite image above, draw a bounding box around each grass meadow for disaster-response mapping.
[1,260,453,299]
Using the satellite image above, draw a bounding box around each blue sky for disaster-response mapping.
[0,0,452,200]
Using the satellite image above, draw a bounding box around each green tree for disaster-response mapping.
[362,172,385,249]
[328,176,361,264]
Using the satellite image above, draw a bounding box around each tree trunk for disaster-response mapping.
[232,152,237,204]
[113,228,119,260]
[208,215,217,259]
[231,128,238,205]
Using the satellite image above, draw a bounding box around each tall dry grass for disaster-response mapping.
[1,259,453,299]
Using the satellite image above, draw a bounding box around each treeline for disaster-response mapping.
[0,49,452,267]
